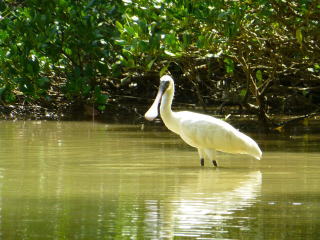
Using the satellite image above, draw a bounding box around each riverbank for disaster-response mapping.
[1,99,319,137]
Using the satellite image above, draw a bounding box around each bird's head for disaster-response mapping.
[159,74,174,92]
[144,75,174,121]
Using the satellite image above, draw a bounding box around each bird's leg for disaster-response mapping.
[200,158,204,166]
[204,149,218,167]
[212,160,218,167]
[198,149,205,167]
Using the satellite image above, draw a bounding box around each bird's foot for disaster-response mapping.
[212,160,218,167]
[200,158,204,166]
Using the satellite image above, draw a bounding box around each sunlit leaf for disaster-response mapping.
[115,39,126,45]
[164,50,176,57]
[224,58,234,74]
[115,21,123,31]
[147,58,156,71]
[274,125,284,133]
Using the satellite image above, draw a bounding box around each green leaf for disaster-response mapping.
[58,0,67,7]
[182,33,191,49]
[164,50,176,57]
[64,47,72,56]
[256,70,263,83]
[239,89,247,97]
[147,58,156,71]
[86,0,97,9]
[94,86,109,105]
[0,30,9,43]
[224,58,234,74]
[115,21,123,31]
[197,35,206,48]
[37,77,50,88]
[0,87,5,97]
[302,89,308,97]
[98,105,106,111]
[160,64,169,77]
[27,64,34,73]
[296,28,303,47]
[124,25,135,36]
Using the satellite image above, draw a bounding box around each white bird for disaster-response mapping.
[145,75,262,167]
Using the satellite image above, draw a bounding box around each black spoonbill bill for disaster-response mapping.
[144,75,262,167]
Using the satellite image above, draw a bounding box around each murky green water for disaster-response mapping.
[0,121,319,239]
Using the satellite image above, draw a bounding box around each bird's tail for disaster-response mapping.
[236,132,262,160]
[250,145,262,160]
[245,138,262,160]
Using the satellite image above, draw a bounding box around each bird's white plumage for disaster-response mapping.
[145,75,262,166]
[176,111,261,160]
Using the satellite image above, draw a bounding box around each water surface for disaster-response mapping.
[0,121,319,239]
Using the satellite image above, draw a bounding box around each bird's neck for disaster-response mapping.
[160,88,180,134]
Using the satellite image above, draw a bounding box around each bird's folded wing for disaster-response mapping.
[178,113,239,152]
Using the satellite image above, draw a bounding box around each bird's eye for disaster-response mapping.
[159,80,170,92]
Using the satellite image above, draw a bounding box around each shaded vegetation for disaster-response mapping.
[0,0,319,126]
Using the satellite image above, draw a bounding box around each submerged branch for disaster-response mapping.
[273,110,320,132]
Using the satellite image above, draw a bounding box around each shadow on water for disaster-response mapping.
[0,121,319,239]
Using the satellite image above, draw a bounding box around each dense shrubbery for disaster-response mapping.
[0,0,319,123]
[0,0,124,111]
